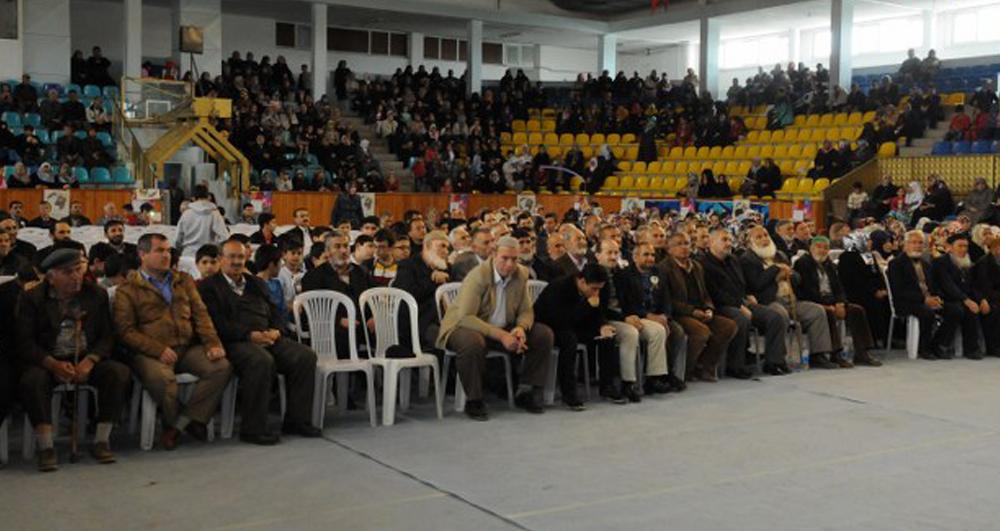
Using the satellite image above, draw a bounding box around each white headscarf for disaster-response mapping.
[905,181,924,207]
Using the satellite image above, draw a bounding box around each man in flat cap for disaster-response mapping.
[16,248,130,471]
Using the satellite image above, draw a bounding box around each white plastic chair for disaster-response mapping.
[129,374,235,451]
[220,374,288,439]
[360,287,443,426]
[293,290,376,428]
[528,279,564,404]
[882,260,920,359]
[435,283,514,412]
[22,384,97,459]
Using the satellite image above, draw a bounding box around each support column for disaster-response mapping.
[23,0,71,83]
[789,28,801,65]
[123,0,143,80]
[172,0,222,79]
[922,9,935,54]
[466,19,482,97]
[598,34,616,75]
[830,0,854,91]
[408,32,424,67]
[0,0,25,83]
[311,2,327,99]
[698,17,720,97]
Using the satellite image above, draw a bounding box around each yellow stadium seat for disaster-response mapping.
[622,133,636,144]
[647,161,661,174]
[528,108,541,118]
[844,127,861,141]
[728,178,742,194]
[813,177,831,194]
[793,160,812,174]
[833,113,848,126]
[581,146,593,158]
[796,178,815,194]
[604,176,620,190]
[606,133,621,145]
[528,146,539,156]
[696,146,710,159]
[619,175,635,189]
[683,146,697,159]
[724,161,739,174]
[802,144,817,159]
[591,133,606,145]
[528,132,543,145]
[541,120,556,132]
[818,114,834,127]
[753,116,767,130]
[721,146,735,159]
[631,161,647,174]
[737,160,752,175]
[570,176,583,189]
[733,145,748,159]
[771,130,785,143]
[668,146,683,159]
[559,133,574,145]
[661,161,675,173]
[634,176,650,189]
[512,120,526,132]
[712,161,726,175]
[661,177,676,193]
[825,129,840,142]
[500,132,512,144]
[708,146,723,159]
[758,130,773,144]
[700,161,714,172]
[575,133,589,145]
[878,142,897,158]
[847,112,863,125]
[792,115,807,128]
[760,145,775,158]
[787,144,803,158]
[543,133,558,145]
[675,161,689,174]
[648,176,664,191]
[948,93,966,106]
[658,146,669,158]
[747,146,761,159]
[512,132,528,145]
[862,111,877,123]
[773,145,789,159]
[805,115,820,127]
[612,146,625,159]
[527,119,541,132]
[746,130,761,144]
[541,108,556,118]
[809,129,826,143]
[779,160,794,175]
[626,146,639,160]
[777,177,798,198]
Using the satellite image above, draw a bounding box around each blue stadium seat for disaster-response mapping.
[111,166,133,184]
[3,166,14,179]
[972,140,994,154]
[90,167,111,184]
[931,141,952,156]
[1,111,20,128]
[36,129,51,144]
[102,86,118,100]
[65,83,82,95]
[83,84,102,98]
[73,130,86,139]
[96,131,113,147]
[74,166,90,184]
[952,141,971,155]
[23,113,41,127]
[51,130,64,143]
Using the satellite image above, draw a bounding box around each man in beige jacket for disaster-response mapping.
[437,236,553,421]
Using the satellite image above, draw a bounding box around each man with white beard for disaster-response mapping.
[930,233,985,359]
[739,225,844,369]
[448,226,471,264]
[887,230,960,359]
[554,224,592,277]
[394,231,452,349]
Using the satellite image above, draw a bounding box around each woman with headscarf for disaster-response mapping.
[969,223,991,263]
[960,177,994,224]
[837,231,891,348]
[31,162,56,187]
[5,161,32,188]
[913,174,955,222]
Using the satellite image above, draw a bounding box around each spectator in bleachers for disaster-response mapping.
[87,96,111,132]
[13,74,38,113]
[71,50,86,86]
[15,125,45,167]
[6,161,33,188]
[39,89,63,130]
[945,105,972,141]
[81,127,112,169]
[61,90,87,126]
[85,46,113,87]
[174,185,229,256]
[912,175,955,223]
[331,181,363,228]
[970,81,998,113]
[961,177,994,224]
[695,169,729,199]
[899,49,922,84]
[56,124,83,167]
[921,50,941,82]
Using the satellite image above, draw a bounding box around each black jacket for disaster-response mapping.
[739,251,786,305]
[16,280,114,367]
[699,252,748,308]
[523,255,559,283]
[973,254,1000,305]
[793,254,845,305]
[392,256,445,333]
[331,193,363,228]
[931,255,979,303]
[301,262,376,313]
[533,273,604,334]
[197,272,286,344]
[887,256,937,315]
[613,263,656,319]
[837,251,885,306]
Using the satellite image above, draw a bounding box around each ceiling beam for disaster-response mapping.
[609,0,816,33]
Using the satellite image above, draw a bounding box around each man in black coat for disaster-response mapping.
[393,231,452,349]
[887,230,962,359]
[330,182,364,228]
[700,228,791,376]
[930,233,984,359]
[198,239,321,444]
[973,237,1000,356]
[794,237,880,366]
[534,264,614,409]
[513,228,558,282]
[88,219,139,270]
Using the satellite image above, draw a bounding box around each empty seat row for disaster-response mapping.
[502,132,637,146]
[931,140,999,156]
[745,127,862,145]
[0,80,118,100]
[2,165,133,185]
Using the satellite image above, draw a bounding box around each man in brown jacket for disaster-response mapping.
[657,232,738,381]
[113,233,232,450]
[437,236,553,421]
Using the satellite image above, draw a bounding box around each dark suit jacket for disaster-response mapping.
[301,262,376,312]
[699,252,748,308]
[524,255,559,282]
[450,251,483,282]
[657,257,714,317]
[739,251,786,305]
[16,279,114,367]
[887,256,937,315]
[553,252,594,278]
[197,272,286,344]
[837,251,885,306]
[974,254,1000,305]
[533,273,604,335]
[793,254,845,305]
[931,255,979,303]
[392,256,445,333]
[612,264,656,319]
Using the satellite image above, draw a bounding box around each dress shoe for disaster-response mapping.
[90,442,116,464]
[161,426,180,451]
[964,350,984,360]
[831,354,854,368]
[666,374,687,392]
[515,391,545,414]
[622,382,642,403]
[561,394,586,412]
[809,354,838,369]
[184,421,209,442]
[917,351,937,360]
[36,448,58,472]
[282,422,324,438]
[725,368,753,379]
[935,349,954,360]
[239,432,281,445]
[600,385,627,404]
[696,368,718,382]
[762,363,785,376]
[853,352,883,367]
[464,400,489,421]
[643,376,672,394]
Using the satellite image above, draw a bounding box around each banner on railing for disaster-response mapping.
[449,194,469,217]
[43,190,70,219]
[643,199,770,222]
[359,193,376,217]
[241,191,273,214]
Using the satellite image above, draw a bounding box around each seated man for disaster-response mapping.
[371,229,399,286]
[35,221,85,268]
[741,225,843,369]
[195,244,220,280]
[794,236,881,366]
[451,227,494,282]
[89,219,139,269]
[436,236,553,421]
[394,230,452,349]
[114,233,233,450]
[0,225,28,276]
[658,232,738,381]
[513,227,557,282]
[553,224,591,277]
[198,239,321,443]
[534,263,615,410]
[973,236,1000,357]
[350,234,376,272]
[596,237,669,402]
[931,233,984,359]
[701,228,792,376]
[17,249,130,471]
[887,230,960,360]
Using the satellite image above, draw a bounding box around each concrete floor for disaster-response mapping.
[5,353,1000,531]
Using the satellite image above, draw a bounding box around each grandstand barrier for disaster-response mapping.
[0,190,826,231]
[878,155,999,196]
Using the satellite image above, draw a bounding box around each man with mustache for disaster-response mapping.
[89,220,139,269]
[394,230,452,349]
[740,225,844,369]
[554,224,592,277]
[887,230,961,360]
[930,233,985,359]
[512,228,557,282]
[452,227,495,282]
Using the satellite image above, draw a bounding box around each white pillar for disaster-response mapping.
[699,17,720,98]
[466,19,482,97]
[408,32,424,67]
[123,0,142,80]
[789,28,801,65]
[528,44,542,81]
[311,2,327,99]
[922,9,935,54]
[172,0,222,79]
[23,0,71,84]
[598,34,616,75]
[0,0,25,83]
[830,0,854,91]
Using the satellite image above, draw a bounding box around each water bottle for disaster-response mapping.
[799,349,810,370]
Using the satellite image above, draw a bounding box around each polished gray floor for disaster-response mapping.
[4,354,1000,531]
